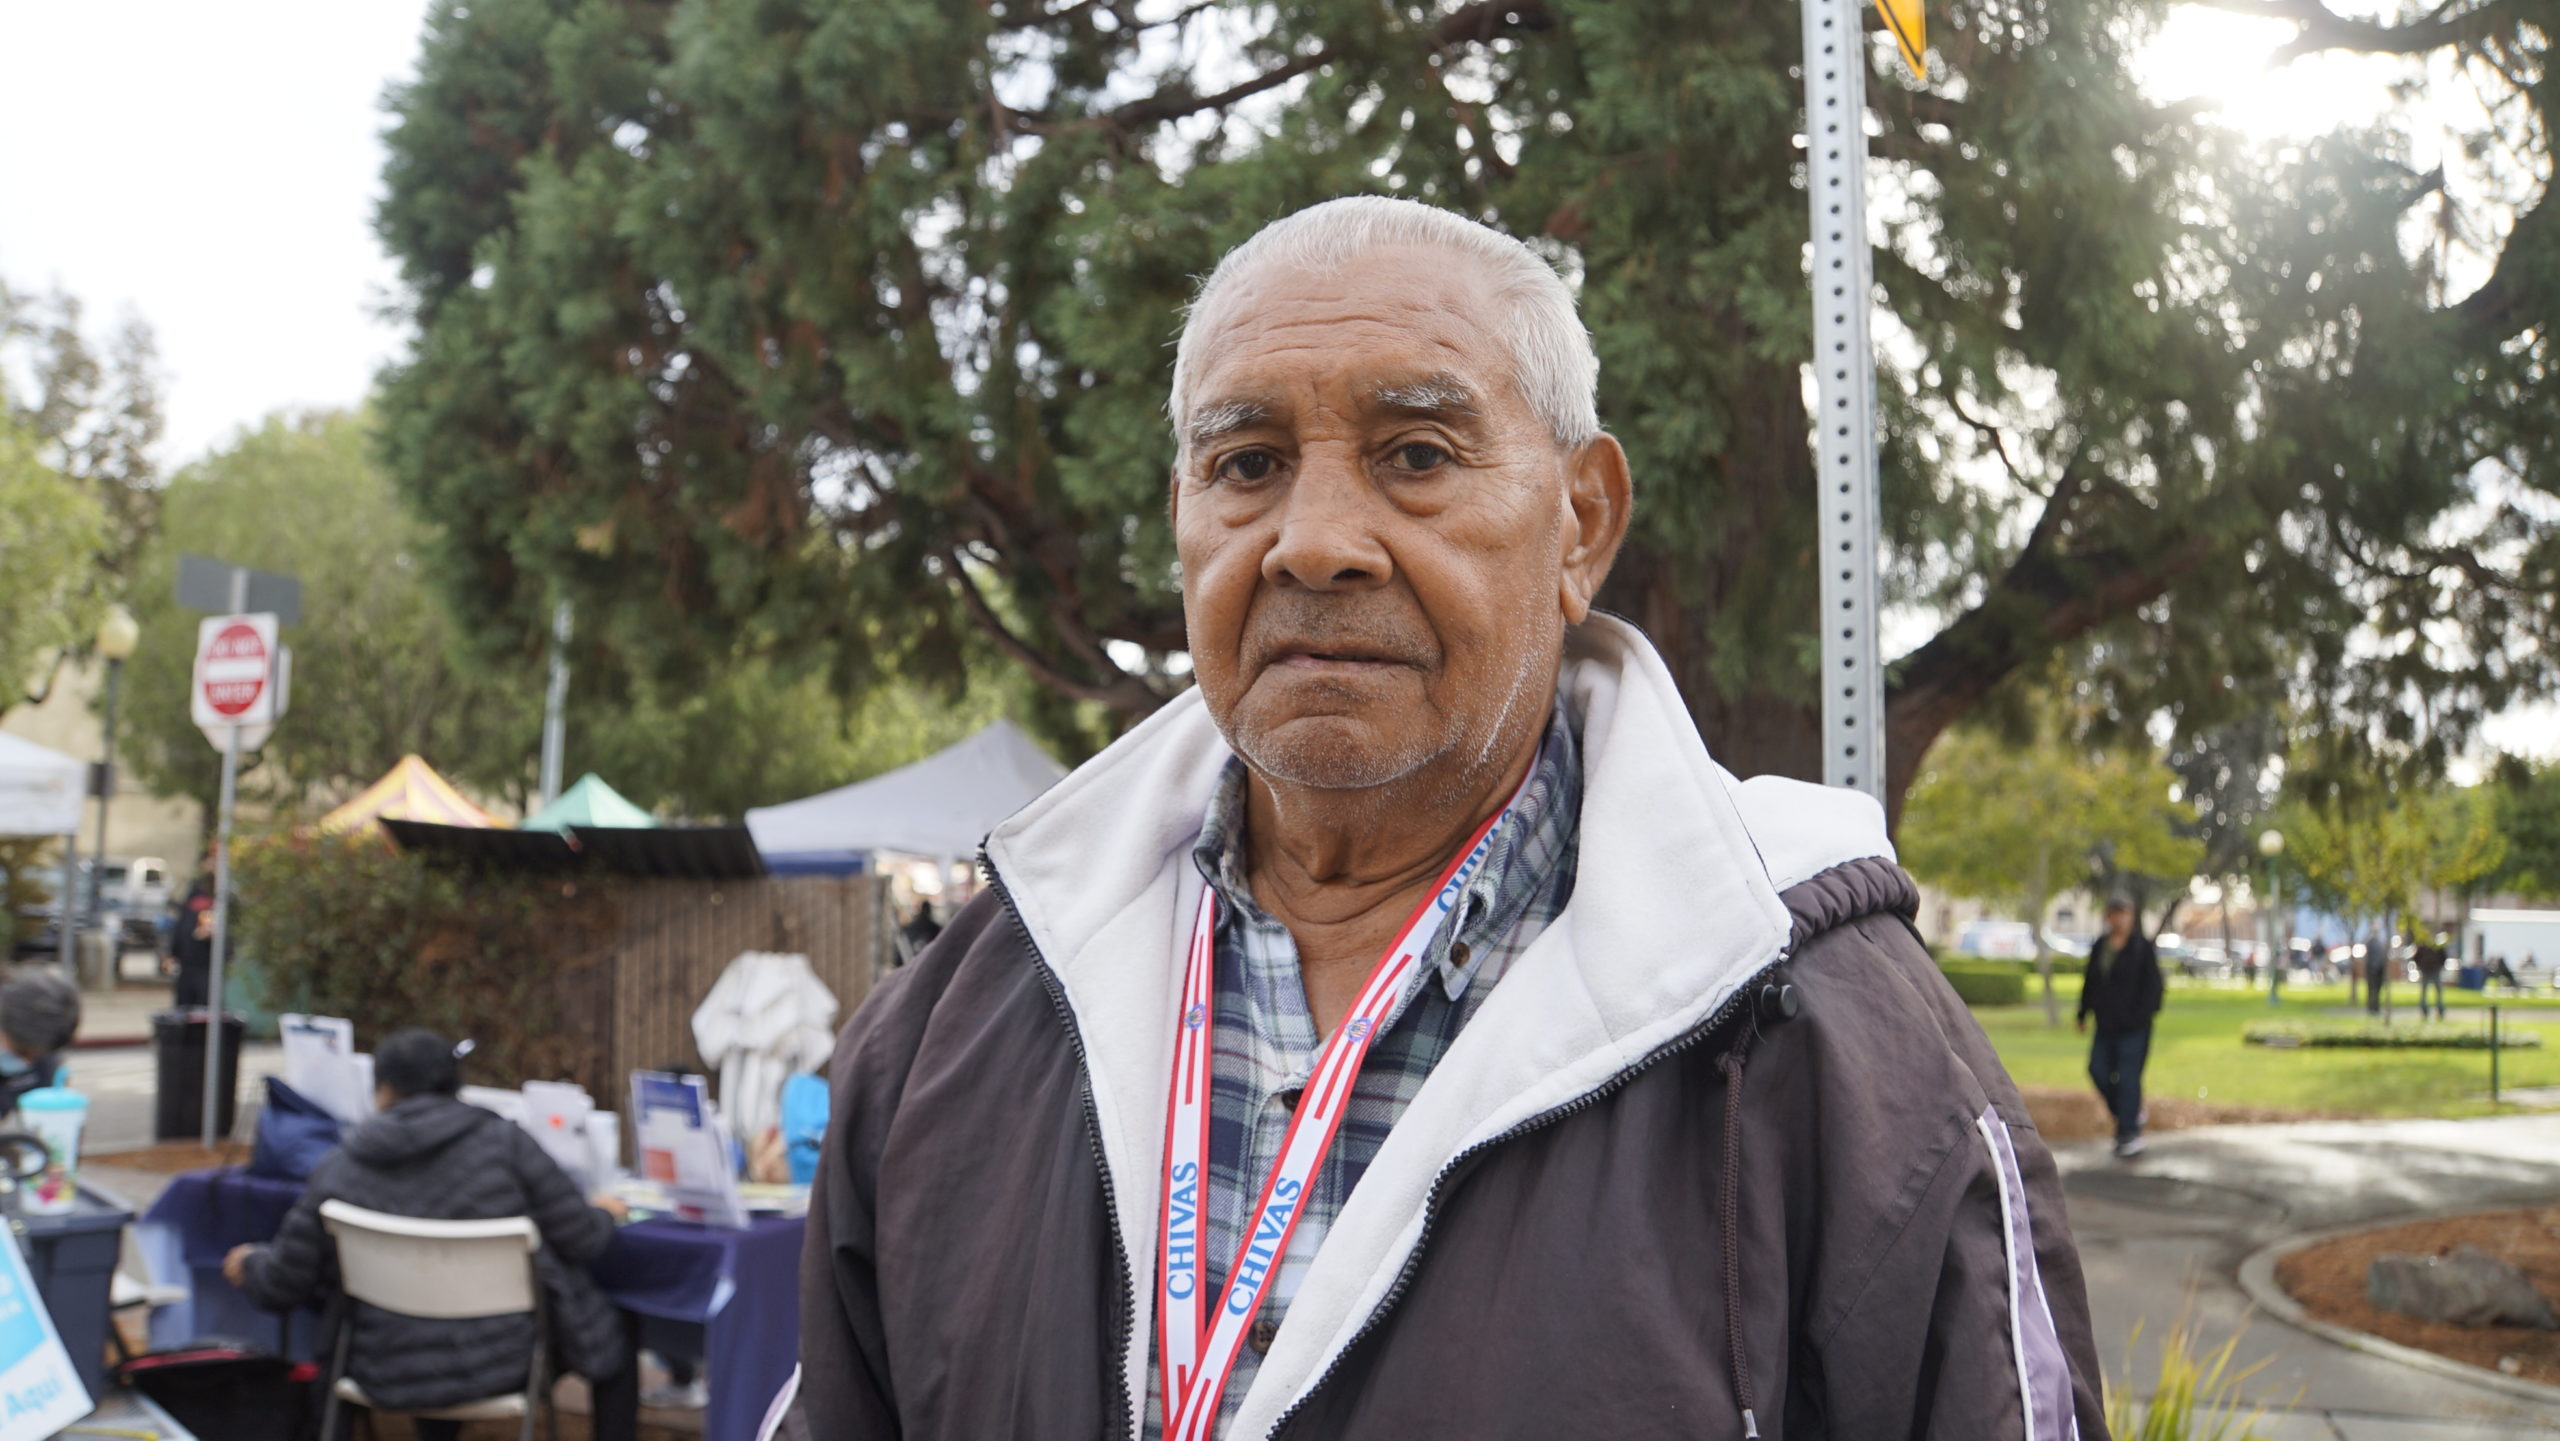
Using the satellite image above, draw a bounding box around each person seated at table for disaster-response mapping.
[0,967,79,1117]
[221,1027,640,1441]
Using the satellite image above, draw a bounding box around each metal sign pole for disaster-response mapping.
[1802,0,1887,802]
[202,567,247,1148]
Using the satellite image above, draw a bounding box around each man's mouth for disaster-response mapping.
[1272,648,1409,669]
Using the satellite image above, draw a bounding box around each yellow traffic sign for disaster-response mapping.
[1875,0,1925,76]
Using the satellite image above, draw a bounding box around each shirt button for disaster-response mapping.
[1249,1315,1280,1354]
[1449,941,1472,967]
[1278,1086,1303,1113]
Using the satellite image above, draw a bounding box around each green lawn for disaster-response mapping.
[1973,973,2560,1119]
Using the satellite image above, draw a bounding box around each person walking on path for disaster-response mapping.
[2364,930,2392,1018]
[2079,897,2163,1158]
[2412,929,2449,1021]
[775,196,2105,1441]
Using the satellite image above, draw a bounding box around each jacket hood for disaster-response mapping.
[983,613,1897,1437]
[341,1093,497,1167]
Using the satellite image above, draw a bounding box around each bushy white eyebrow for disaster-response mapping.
[1368,376,1480,420]
[1185,399,1273,448]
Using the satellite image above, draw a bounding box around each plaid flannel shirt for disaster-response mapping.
[1143,704,1583,1438]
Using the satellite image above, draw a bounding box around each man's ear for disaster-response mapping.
[1558,434,1633,623]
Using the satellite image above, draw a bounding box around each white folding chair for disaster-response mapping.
[316,1200,549,1441]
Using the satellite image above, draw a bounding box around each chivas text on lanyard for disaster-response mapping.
[1155,773,1530,1440]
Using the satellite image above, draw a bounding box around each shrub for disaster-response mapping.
[231,833,621,1089]
[1939,962,2028,1007]
[2243,1020,2543,1050]
[2107,1311,2278,1440]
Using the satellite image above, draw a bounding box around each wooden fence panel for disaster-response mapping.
[573,874,888,1107]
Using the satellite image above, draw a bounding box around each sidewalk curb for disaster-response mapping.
[2234,1209,2560,1408]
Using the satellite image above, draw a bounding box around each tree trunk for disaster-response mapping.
[2027,882,2060,1027]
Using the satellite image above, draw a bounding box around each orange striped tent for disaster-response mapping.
[317,754,505,835]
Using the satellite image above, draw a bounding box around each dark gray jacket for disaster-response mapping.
[238,1093,629,1409]
[2076,932,2163,1034]
[777,619,2104,1441]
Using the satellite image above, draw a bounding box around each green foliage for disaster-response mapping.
[0,420,107,706]
[0,279,162,595]
[119,411,546,824]
[1902,722,2205,915]
[371,0,2560,809]
[0,837,63,954]
[1937,960,2027,1008]
[2244,1018,2540,1050]
[2490,758,2560,900]
[120,408,1041,828]
[2273,782,2502,934]
[2105,1311,2276,1441]
[231,833,618,1087]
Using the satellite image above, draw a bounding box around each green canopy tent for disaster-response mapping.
[520,773,657,833]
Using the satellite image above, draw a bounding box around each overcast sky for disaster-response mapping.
[0,0,431,464]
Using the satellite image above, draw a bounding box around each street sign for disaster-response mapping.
[194,642,286,754]
[191,614,281,730]
[176,553,301,625]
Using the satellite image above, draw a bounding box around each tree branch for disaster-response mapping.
[1100,46,1337,129]
[2186,0,2519,58]
[943,553,1167,712]
[1887,468,2217,803]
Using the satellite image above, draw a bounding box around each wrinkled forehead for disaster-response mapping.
[1177,248,1529,440]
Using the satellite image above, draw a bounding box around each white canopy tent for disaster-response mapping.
[745,721,1067,875]
[0,732,88,958]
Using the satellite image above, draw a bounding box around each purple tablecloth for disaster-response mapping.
[138,1168,802,1441]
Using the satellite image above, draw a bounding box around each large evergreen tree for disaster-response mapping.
[375,0,2560,814]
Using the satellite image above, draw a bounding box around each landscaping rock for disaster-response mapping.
[2365,1246,2560,1329]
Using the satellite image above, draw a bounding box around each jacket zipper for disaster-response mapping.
[982,851,1139,1441]
[1262,953,1788,1441]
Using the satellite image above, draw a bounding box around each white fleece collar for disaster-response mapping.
[983,614,1892,1438]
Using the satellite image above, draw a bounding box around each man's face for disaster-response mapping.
[2105,907,2133,943]
[1172,246,1623,793]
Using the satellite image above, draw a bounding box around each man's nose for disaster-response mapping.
[1262,453,1392,592]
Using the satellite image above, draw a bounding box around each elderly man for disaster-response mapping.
[779,198,2102,1440]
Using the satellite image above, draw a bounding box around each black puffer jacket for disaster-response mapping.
[238,1094,629,1409]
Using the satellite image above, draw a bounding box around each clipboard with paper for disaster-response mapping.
[628,1071,745,1228]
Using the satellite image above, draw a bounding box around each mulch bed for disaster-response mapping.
[2274,1207,2560,1387]
[2016,1086,2347,1143]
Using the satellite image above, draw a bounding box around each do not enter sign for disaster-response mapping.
[200,622,267,716]
[192,613,283,731]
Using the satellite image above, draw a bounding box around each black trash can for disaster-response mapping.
[153,1009,245,1141]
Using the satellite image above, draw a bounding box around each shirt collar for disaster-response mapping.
[1190,703,1583,1001]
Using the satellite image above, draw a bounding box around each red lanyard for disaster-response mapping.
[1157,776,1528,1439]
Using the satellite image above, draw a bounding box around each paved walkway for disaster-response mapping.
[2059,1113,2560,1436]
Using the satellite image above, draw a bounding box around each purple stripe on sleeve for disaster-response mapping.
[1978,1107,2078,1441]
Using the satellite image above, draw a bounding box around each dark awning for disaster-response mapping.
[385,820,766,879]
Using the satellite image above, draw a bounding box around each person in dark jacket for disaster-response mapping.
[774,198,2104,1441]
[0,967,78,1118]
[2412,930,2449,1021]
[224,1029,638,1440]
[164,872,214,1008]
[2077,898,2163,1157]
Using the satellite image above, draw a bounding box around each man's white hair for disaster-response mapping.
[1169,196,1601,448]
